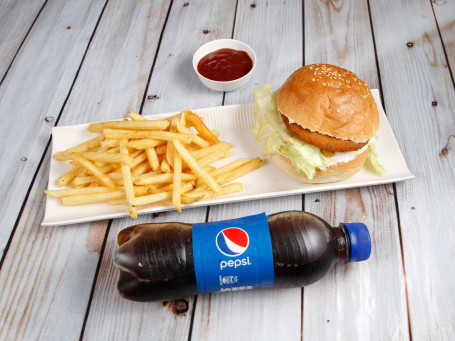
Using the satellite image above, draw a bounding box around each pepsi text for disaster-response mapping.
[220,256,251,270]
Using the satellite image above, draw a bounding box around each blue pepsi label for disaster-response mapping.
[192,213,274,294]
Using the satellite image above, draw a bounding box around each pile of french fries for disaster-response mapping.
[44,110,263,218]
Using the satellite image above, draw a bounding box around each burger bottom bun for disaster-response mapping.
[271,148,369,184]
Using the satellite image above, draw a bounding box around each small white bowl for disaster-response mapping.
[193,39,256,92]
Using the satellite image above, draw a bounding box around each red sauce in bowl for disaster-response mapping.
[197,48,253,82]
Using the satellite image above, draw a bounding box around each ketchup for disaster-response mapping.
[197,48,253,82]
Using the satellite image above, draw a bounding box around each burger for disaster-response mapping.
[251,64,384,183]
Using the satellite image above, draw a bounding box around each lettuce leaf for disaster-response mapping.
[364,139,386,176]
[250,84,330,179]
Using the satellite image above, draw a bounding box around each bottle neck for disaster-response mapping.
[335,224,351,264]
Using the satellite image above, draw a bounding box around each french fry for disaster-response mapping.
[183,183,243,201]
[61,191,125,205]
[177,122,210,148]
[128,111,144,121]
[216,158,263,185]
[156,144,167,156]
[172,152,183,212]
[197,150,231,168]
[106,183,157,205]
[45,186,111,198]
[181,192,208,204]
[134,185,156,195]
[58,165,83,187]
[70,175,97,187]
[208,183,244,198]
[166,116,179,168]
[77,152,133,165]
[65,135,104,153]
[131,160,152,176]
[191,141,232,160]
[107,199,127,206]
[66,153,116,190]
[135,172,196,185]
[101,139,120,149]
[209,158,251,178]
[145,147,160,171]
[127,139,165,149]
[173,139,221,193]
[160,159,171,173]
[184,110,219,144]
[119,138,137,219]
[87,119,169,132]
[103,129,192,143]
[131,151,148,168]
[129,181,194,207]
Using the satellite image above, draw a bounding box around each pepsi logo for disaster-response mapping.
[216,227,249,257]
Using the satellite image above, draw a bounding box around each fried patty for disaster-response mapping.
[281,114,368,152]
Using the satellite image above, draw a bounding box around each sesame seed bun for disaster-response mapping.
[277,64,379,148]
[271,148,369,184]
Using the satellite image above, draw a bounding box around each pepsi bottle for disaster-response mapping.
[114,211,371,302]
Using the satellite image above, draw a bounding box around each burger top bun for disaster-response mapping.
[277,64,379,143]
[271,148,369,184]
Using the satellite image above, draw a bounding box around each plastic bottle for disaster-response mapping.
[114,211,371,302]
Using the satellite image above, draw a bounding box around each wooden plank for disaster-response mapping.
[369,0,455,339]
[0,0,106,258]
[432,0,455,70]
[0,0,46,80]
[0,0,173,339]
[141,0,238,115]
[302,0,410,339]
[83,0,237,340]
[191,1,304,340]
[304,188,409,340]
[57,0,171,125]
[0,149,104,340]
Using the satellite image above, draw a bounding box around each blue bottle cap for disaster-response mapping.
[343,223,371,263]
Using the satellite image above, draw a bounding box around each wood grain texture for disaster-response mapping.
[83,1,236,339]
[191,1,304,340]
[0,0,453,339]
[0,0,46,80]
[370,0,455,338]
[303,187,409,340]
[0,0,173,339]
[0,149,103,340]
[141,0,238,115]
[225,0,305,105]
[432,0,455,72]
[0,0,106,258]
[58,0,172,125]
[303,0,409,339]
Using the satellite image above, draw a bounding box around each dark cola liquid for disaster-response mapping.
[116,222,196,302]
[114,211,352,302]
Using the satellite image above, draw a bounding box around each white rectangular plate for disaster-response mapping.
[42,90,414,226]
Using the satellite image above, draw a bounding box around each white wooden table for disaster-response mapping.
[1,0,454,340]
